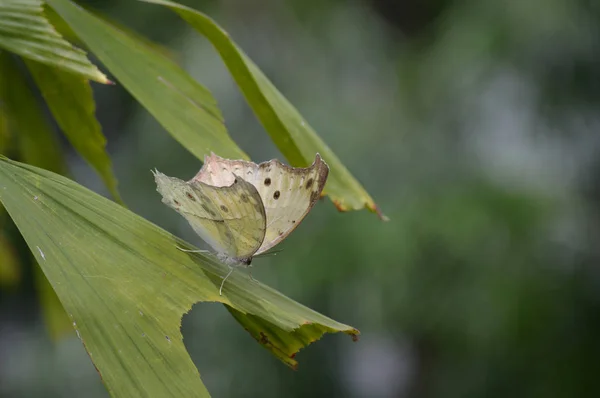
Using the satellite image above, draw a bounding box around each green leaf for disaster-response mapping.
[142,0,387,219]
[0,0,109,83]
[44,5,178,63]
[46,0,248,161]
[0,157,359,396]
[25,59,123,204]
[0,52,66,174]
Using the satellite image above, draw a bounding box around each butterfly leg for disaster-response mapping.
[176,245,209,253]
[219,266,236,296]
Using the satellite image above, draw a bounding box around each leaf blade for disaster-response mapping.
[0,0,109,83]
[0,157,358,395]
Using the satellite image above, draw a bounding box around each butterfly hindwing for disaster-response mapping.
[192,154,329,255]
[153,171,266,259]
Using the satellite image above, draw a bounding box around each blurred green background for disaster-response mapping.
[2,0,600,396]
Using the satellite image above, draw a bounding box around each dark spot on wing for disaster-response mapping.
[273,190,280,200]
[174,200,180,205]
[220,205,229,213]
[241,194,249,202]
[264,177,271,186]
[186,193,196,201]
[310,191,319,202]
[306,178,314,189]
[292,220,296,224]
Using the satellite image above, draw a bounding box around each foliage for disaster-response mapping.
[0,0,379,396]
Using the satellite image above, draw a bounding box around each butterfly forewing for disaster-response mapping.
[154,171,266,260]
[189,178,266,258]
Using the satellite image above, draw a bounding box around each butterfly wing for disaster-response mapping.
[192,154,329,255]
[154,171,266,260]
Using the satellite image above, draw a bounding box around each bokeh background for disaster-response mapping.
[2,0,600,396]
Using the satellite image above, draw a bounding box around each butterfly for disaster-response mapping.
[153,153,329,294]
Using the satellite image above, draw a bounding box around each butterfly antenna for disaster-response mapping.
[220,267,236,296]
[176,245,209,253]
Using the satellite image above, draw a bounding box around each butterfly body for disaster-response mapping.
[154,154,329,292]
[216,252,252,267]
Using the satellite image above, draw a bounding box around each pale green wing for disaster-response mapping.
[192,154,329,255]
[153,171,266,259]
[252,155,328,254]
